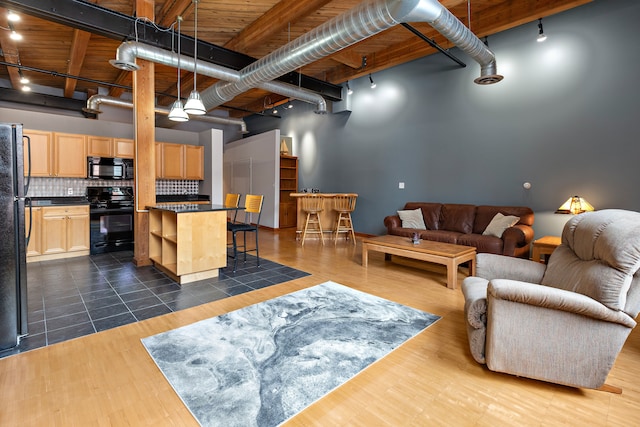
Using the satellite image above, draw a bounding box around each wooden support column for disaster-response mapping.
[132,0,155,267]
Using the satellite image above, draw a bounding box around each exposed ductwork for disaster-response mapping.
[199,0,503,110]
[83,95,248,134]
[110,42,327,114]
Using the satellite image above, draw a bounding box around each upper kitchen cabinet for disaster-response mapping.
[87,136,134,159]
[24,130,86,178]
[54,133,87,178]
[87,136,113,157]
[114,138,134,159]
[156,142,204,180]
[185,145,204,180]
[24,130,52,177]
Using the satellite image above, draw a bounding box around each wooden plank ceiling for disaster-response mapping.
[0,0,592,119]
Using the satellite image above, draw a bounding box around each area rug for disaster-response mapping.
[141,281,440,427]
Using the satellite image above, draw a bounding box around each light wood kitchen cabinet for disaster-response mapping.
[25,131,87,178]
[25,206,42,257]
[156,142,204,180]
[40,206,90,257]
[160,143,185,179]
[185,145,204,180]
[87,136,114,157]
[23,130,53,177]
[88,136,134,159]
[114,138,134,158]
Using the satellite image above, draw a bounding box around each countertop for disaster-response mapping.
[29,197,89,206]
[156,194,210,203]
[149,203,236,213]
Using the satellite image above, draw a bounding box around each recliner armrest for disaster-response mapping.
[476,253,546,283]
[489,279,637,328]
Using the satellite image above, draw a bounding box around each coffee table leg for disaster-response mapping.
[446,259,456,289]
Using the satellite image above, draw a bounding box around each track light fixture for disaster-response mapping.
[369,74,376,89]
[8,23,22,40]
[537,18,547,43]
[168,16,189,122]
[7,10,20,22]
[184,0,206,115]
[18,70,29,84]
[346,81,353,95]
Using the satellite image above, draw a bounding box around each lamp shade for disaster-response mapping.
[184,91,206,115]
[168,100,189,122]
[555,196,594,214]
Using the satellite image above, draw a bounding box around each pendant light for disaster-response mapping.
[184,0,206,115]
[169,16,189,122]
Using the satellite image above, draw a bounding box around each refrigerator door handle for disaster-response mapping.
[23,135,31,196]
[25,197,33,247]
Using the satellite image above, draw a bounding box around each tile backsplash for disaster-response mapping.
[28,178,200,197]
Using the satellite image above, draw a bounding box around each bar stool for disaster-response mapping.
[333,193,357,245]
[228,194,264,272]
[225,193,241,223]
[300,194,325,246]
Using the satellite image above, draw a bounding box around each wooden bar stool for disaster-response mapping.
[300,194,325,246]
[333,194,357,245]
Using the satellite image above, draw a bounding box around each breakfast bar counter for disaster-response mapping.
[290,193,358,236]
[148,204,234,284]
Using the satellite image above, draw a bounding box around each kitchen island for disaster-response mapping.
[148,203,235,284]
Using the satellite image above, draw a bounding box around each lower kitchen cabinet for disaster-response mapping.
[27,205,90,262]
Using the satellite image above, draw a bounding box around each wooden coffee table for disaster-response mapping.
[361,235,476,290]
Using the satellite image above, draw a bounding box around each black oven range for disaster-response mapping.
[86,186,134,255]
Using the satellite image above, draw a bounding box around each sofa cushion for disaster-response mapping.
[397,208,426,229]
[473,205,535,234]
[482,213,520,238]
[403,202,442,230]
[440,204,476,234]
[418,230,461,244]
[541,209,640,311]
[457,234,504,255]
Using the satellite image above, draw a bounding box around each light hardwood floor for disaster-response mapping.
[2,229,639,426]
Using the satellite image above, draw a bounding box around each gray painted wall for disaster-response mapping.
[245,0,640,238]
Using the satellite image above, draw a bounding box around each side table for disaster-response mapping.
[531,236,561,263]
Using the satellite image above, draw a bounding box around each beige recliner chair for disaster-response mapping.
[462,209,640,393]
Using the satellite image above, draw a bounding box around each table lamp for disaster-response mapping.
[555,196,594,214]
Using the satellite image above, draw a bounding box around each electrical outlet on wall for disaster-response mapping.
[398,182,405,189]
[67,188,73,195]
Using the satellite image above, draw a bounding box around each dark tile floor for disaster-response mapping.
[1,251,309,360]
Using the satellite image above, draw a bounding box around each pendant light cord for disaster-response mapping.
[193,0,198,92]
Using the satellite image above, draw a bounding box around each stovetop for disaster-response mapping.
[86,186,134,209]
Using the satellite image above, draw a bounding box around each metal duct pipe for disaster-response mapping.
[83,94,248,133]
[111,42,327,113]
[200,0,502,110]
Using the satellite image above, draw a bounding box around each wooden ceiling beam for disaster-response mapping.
[224,0,333,53]
[64,29,91,97]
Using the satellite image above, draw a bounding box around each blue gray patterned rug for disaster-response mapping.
[141,281,440,427]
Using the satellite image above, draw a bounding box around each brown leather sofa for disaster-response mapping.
[383,202,535,258]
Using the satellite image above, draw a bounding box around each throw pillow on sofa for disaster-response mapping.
[482,212,520,238]
[397,208,426,229]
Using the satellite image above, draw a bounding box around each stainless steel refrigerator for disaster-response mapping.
[0,123,29,350]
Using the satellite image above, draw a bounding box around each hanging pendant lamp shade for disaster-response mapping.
[169,99,189,122]
[184,0,206,115]
[184,90,206,115]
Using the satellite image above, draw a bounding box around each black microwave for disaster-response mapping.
[87,157,134,180]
